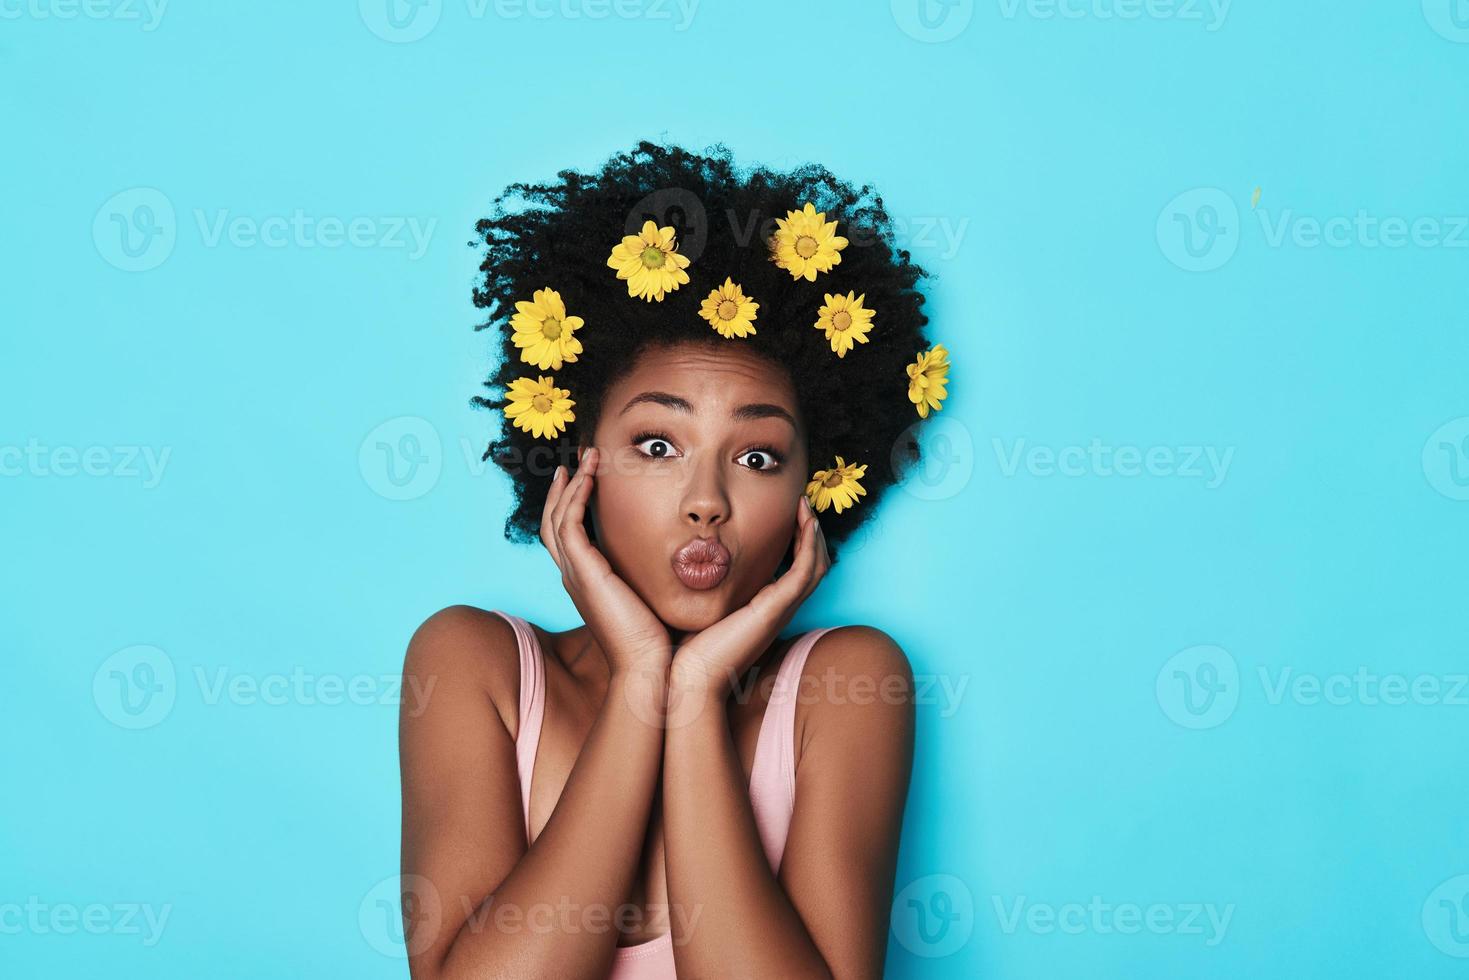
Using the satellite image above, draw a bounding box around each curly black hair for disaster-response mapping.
[470,140,940,566]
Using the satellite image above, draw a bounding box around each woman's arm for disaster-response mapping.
[399,604,668,980]
[662,625,916,979]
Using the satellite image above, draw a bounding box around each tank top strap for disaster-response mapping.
[748,626,837,874]
[490,610,544,847]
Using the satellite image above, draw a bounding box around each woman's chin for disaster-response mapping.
[649,589,733,635]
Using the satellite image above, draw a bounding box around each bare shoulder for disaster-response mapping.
[402,604,525,736]
[795,625,916,732]
[804,625,915,692]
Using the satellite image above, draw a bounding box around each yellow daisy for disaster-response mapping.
[698,277,759,339]
[906,343,950,418]
[806,456,868,514]
[770,202,848,281]
[503,375,575,440]
[605,219,692,302]
[814,291,875,358]
[510,287,584,370]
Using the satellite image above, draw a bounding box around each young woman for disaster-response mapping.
[399,142,951,979]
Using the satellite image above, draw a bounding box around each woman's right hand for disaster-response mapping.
[541,446,671,676]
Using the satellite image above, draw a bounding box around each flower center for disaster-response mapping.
[795,235,819,259]
[717,300,738,320]
[532,394,551,413]
[542,317,562,339]
[832,310,853,331]
[640,246,666,269]
[823,471,845,488]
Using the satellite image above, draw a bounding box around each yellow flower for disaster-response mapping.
[698,277,759,339]
[770,202,848,281]
[814,291,875,358]
[606,219,692,302]
[906,343,950,418]
[806,456,867,514]
[503,375,575,440]
[510,287,584,370]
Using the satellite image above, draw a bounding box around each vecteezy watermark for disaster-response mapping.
[373,415,975,505]
[896,417,974,502]
[358,0,442,42]
[890,0,974,42]
[360,416,444,501]
[93,645,178,730]
[193,209,435,258]
[1423,874,1469,958]
[621,188,971,268]
[93,187,176,272]
[1157,188,1239,272]
[358,0,697,42]
[358,874,704,958]
[992,438,1234,488]
[1422,0,1469,43]
[998,0,1230,29]
[1158,186,1469,272]
[1156,645,1240,730]
[624,650,955,732]
[360,874,442,958]
[992,895,1234,946]
[0,439,171,488]
[1157,645,1469,730]
[1423,417,1469,502]
[93,187,438,272]
[193,666,436,713]
[890,874,975,958]
[848,214,971,261]
[0,898,172,946]
[92,645,436,730]
[0,0,167,30]
[1254,210,1469,251]
[1258,667,1469,708]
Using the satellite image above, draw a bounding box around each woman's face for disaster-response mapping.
[586,341,810,634]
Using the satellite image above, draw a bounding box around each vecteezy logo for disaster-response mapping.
[1156,644,1239,730]
[1423,0,1469,42]
[1423,874,1469,957]
[359,416,443,501]
[1422,417,1469,501]
[93,188,176,272]
[359,873,442,958]
[359,0,442,42]
[93,645,177,729]
[626,188,709,264]
[890,0,974,43]
[896,416,974,502]
[1157,188,1240,272]
[890,874,974,958]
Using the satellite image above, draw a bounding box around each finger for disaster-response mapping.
[540,464,568,567]
[762,497,819,612]
[796,501,827,598]
[556,447,605,574]
[812,509,832,578]
[550,447,592,545]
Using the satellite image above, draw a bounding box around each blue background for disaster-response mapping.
[5,1,1469,976]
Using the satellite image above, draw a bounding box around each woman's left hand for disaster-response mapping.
[669,494,831,704]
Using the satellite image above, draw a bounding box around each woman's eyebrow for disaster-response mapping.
[618,390,796,428]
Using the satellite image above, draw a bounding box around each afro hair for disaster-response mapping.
[471,140,940,567]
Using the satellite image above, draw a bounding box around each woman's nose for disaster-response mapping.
[680,450,729,527]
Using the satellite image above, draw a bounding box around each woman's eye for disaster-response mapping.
[738,449,782,472]
[635,436,679,459]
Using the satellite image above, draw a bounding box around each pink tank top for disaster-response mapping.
[491,610,832,980]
